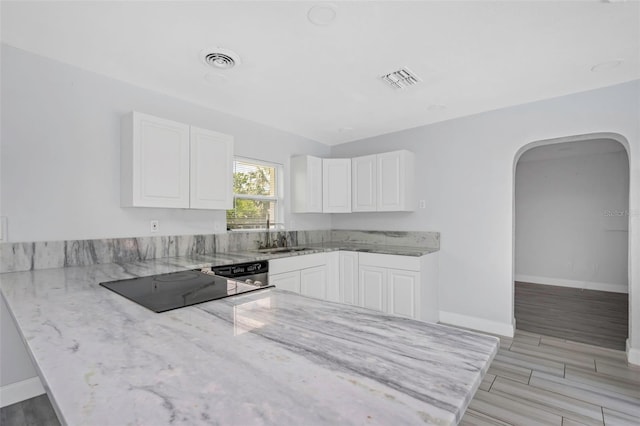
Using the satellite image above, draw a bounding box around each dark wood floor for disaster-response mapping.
[0,394,59,426]
[515,281,628,351]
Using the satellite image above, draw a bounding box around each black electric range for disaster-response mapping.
[100,260,272,313]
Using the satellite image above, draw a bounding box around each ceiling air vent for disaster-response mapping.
[380,67,421,89]
[200,48,241,70]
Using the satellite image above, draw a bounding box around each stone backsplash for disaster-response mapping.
[0,230,439,273]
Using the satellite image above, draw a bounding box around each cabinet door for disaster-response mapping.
[339,251,359,305]
[190,127,234,210]
[377,150,415,212]
[325,251,341,303]
[388,269,420,319]
[122,112,190,208]
[352,155,377,212]
[323,158,351,213]
[300,266,327,300]
[358,266,386,313]
[291,155,323,213]
[270,271,301,293]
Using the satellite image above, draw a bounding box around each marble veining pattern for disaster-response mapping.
[0,258,495,425]
[0,230,439,273]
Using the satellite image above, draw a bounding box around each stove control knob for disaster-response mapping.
[245,279,254,285]
[254,281,263,286]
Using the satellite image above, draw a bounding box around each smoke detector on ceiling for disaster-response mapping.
[308,4,337,26]
[200,48,241,70]
[380,67,421,90]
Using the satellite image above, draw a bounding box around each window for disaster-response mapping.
[226,158,282,230]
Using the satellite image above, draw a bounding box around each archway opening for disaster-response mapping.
[514,137,630,350]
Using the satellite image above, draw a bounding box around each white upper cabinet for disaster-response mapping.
[121,112,190,208]
[377,150,414,212]
[351,155,377,212]
[189,126,233,210]
[291,155,323,213]
[322,158,351,213]
[121,112,233,210]
[352,150,415,212]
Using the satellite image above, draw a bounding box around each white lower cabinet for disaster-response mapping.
[339,251,359,305]
[387,269,420,319]
[269,271,301,293]
[359,264,418,317]
[359,265,386,313]
[269,253,327,300]
[300,266,327,299]
[357,252,438,321]
[269,250,438,322]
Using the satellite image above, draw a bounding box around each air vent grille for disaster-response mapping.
[380,67,421,89]
[204,53,236,69]
[200,48,241,70]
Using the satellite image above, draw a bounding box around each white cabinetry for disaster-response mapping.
[388,269,420,319]
[269,253,328,300]
[300,266,327,299]
[339,251,359,305]
[359,265,387,313]
[291,155,323,213]
[189,126,233,209]
[352,150,415,212]
[357,252,438,321]
[121,112,190,208]
[121,111,233,209]
[351,155,377,212]
[322,158,351,213]
[268,249,438,322]
[269,271,301,293]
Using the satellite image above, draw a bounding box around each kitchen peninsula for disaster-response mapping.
[0,232,498,425]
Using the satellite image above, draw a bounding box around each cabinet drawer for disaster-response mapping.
[358,252,420,271]
[269,253,326,274]
[269,271,301,293]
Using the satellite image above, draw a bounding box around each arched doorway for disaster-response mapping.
[513,134,630,350]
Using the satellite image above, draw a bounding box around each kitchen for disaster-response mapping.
[1,1,639,425]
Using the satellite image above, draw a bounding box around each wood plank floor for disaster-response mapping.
[461,329,640,426]
[514,282,628,351]
[0,394,59,426]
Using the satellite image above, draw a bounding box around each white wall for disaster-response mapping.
[330,80,639,361]
[515,144,629,293]
[0,44,331,242]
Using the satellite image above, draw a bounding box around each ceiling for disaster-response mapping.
[1,1,639,146]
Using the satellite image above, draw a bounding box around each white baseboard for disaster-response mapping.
[515,274,628,294]
[0,376,45,408]
[439,311,515,337]
[627,339,640,366]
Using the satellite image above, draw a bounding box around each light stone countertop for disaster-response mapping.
[0,254,497,426]
[239,243,439,260]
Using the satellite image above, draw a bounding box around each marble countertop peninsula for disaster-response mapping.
[0,256,497,425]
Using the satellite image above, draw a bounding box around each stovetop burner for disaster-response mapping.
[100,261,272,313]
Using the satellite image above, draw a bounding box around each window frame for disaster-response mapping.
[227,156,284,230]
